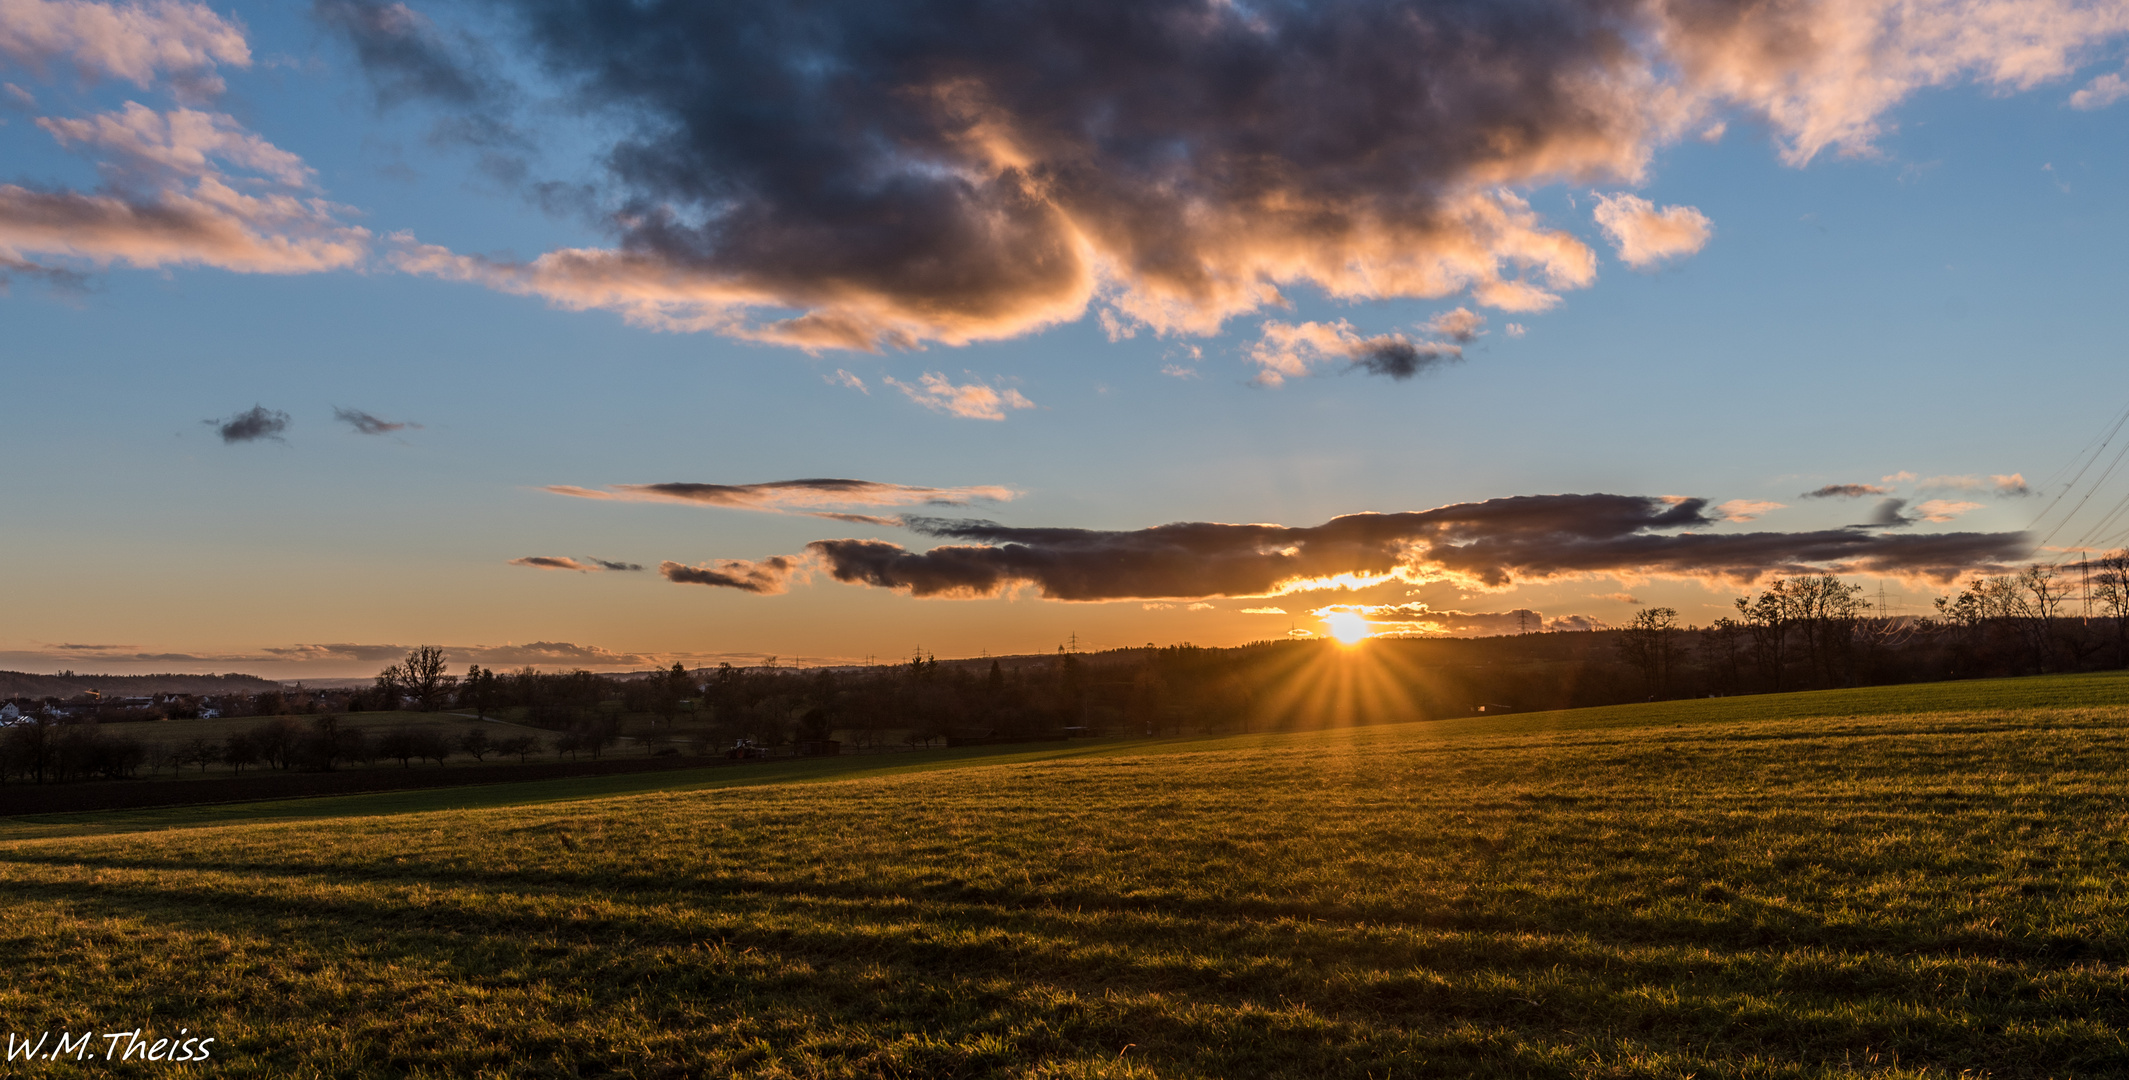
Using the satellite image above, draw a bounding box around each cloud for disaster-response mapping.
[2071,70,2129,109]
[1911,472,2032,497]
[1249,319,1464,385]
[348,0,2129,350]
[1914,499,1983,523]
[1867,498,1914,527]
[1241,607,1287,615]
[1422,307,1488,344]
[211,404,288,443]
[667,492,2030,602]
[879,372,1034,420]
[1591,193,1713,268]
[1716,499,1786,522]
[312,0,493,109]
[508,555,642,572]
[333,406,417,434]
[545,478,1015,519]
[1314,602,1587,638]
[0,0,250,90]
[826,369,868,394]
[1,103,369,277]
[310,0,530,178]
[660,557,802,595]
[1803,483,1893,499]
[1590,592,1640,603]
[1505,323,1527,337]
[39,102,312,186]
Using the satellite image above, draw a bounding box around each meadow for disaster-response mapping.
[3,673,2128,1077]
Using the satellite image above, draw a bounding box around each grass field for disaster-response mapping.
[5,672,2129,1077]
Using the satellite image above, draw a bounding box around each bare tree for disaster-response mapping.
[2094,551,2129,667]
[399,647,454,711]
[1617,607,1680,697]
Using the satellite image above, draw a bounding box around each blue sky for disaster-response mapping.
[3,0,2127,675]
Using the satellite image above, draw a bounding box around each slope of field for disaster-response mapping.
[2,674,2128,1077]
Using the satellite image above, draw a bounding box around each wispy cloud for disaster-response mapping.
[882,373,1034,420]
[1909,472,2032,497]
[334,406,418,434]
[1717,499,1786,522]
[544,478,1015,522]
[825,368,868,394]
[1914,499,1983,523]
[1803,483,1893,499]
[508,556,643,572]
[2071,69,2129,109]
[660,557,803,594]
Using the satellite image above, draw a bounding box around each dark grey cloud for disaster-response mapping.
[661,557,802,594]
[368,0,1666,348]
[314,0,499,108]
[212,405,291,443]
[335,0,2129,352]
[1352,338,1459,381]
[588,558,644,572]
[312,0,530,178]
[334,407,420,434]
[663,493,2032,602]
[547,478,1014,514]
[1803,483,1893,499]
[1867,498,1914,528]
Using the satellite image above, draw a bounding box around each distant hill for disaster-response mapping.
[0,671,284,699]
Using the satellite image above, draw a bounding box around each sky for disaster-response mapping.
[3,0,2129,676]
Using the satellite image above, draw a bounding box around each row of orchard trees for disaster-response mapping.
[1614,560,2129,698]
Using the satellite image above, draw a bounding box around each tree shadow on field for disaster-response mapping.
[1,852,2123,1078]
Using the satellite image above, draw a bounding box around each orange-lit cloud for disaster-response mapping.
[1312,602,1599,637]
[1914,499,1983,522]
[882,372,1035,420]
[344,0,2129,351]
[667,492,2031,603]
[1717,499,1786,521]
[1591,193,1713,268]
[1249,312,1481,385]
[2,103,367,276]
[0,0,249,89]
[660,557,803,594]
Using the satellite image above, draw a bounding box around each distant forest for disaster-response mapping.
[0,671,282,699]
[5,567,2125,785]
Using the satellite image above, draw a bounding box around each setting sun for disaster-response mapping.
[1325,611,1372,645]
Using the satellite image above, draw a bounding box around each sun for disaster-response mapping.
[1324,611,1371,645]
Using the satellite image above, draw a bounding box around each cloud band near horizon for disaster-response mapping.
[655,492,2033,601]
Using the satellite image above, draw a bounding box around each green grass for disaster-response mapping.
[4,673,2129,1077]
